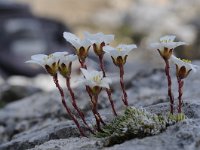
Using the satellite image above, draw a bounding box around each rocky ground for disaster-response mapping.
[0,60,200,150]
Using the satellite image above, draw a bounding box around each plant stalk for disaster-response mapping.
[91,94,106,131]
[98,55,117,116]
[53,74,85,136]
[164,59,174,115]
[79,59,87,69]
[66,76,94,134]
[177,77,184,113]
[119,64,128,106]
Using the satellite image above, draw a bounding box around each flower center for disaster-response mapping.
[161,39,173,43]
[47,54,53,59]
[181,59,191,63]
[117,48,122,52]
[92,75,101,84]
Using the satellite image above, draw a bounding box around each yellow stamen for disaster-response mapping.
[117,48,122,52]
[181,59,191,63]
[92,75,101,83]
[161,39,172,43]
[178,58,191,63]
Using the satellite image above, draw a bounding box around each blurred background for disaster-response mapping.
[0,0,200,105]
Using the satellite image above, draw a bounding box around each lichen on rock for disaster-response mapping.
[96,106,167,146]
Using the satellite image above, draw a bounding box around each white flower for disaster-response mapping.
[59,53,77,65]
[151,35,186,50]
[63,32,91,61]
[84,32,114,45]
[150,35,187,60]
[63,32,91,50]
[26,52,64,67]
[84,32,114,56]
[171,55,199,79]
[26,52,67,76]
[58,53,77,77]
[103,44,137,58]
[80,68,111,89]
[103,44,137,66]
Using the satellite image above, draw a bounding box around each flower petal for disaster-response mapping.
[171,55,198,73]
[103,45,116,53]
[59,54,77,64]
[81,39,92,48]
[63,32,81,49]
[84,31,114,44]
[25,60,43,66]
[31,54,47,61]
[162,42,186,49]
[53,52,69,57]
[117,44,137,51]
[160,35,176,43]
[80,68,91,80]
[99,82,110,89]
[150,43,162,49]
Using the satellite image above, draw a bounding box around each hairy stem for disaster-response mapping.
[119,64,128,106]
[78,59,93,100]
[98,55,117,116]
[99,55,106,77]
[78,58,105,129]
[79,59,87,69]
[53,74,85,136]
[66,76,94,134]
[177,77,184,113]
[91,94,106,131]
[91,95,101,131]
[164,59,174,115]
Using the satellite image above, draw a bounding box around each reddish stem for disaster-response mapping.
[66,76,94,134]
[91,95,101,131]
[164,59,174,114]
[78,58,105,129]
[79,59,87,69]
[177,77,184,113]
[98,55,117,116]
[53,74,85,136]
[99,55,106,77]
[119,64,128,106]
[91,94,106,131]
[78,59,93,100]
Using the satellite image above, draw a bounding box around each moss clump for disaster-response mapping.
[168,113,186,123]
[96,107,167,146]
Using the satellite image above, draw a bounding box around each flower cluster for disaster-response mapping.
[26,32,198,136]
[151,35,199,117]
[26,31,136,135]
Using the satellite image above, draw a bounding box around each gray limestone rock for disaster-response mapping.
[0,90,91,146]
[28,138,97,150]
[106,118,200,150]
[1,101,200,150]
[0,83,42,108]
[0,121,84,150]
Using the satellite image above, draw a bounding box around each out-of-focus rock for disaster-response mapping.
[0,91,90,123]
[0,2,73,77]
[0,83,42,107]
[124,0,200,59]
[0,75,4,85]
[88,0,200,60]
